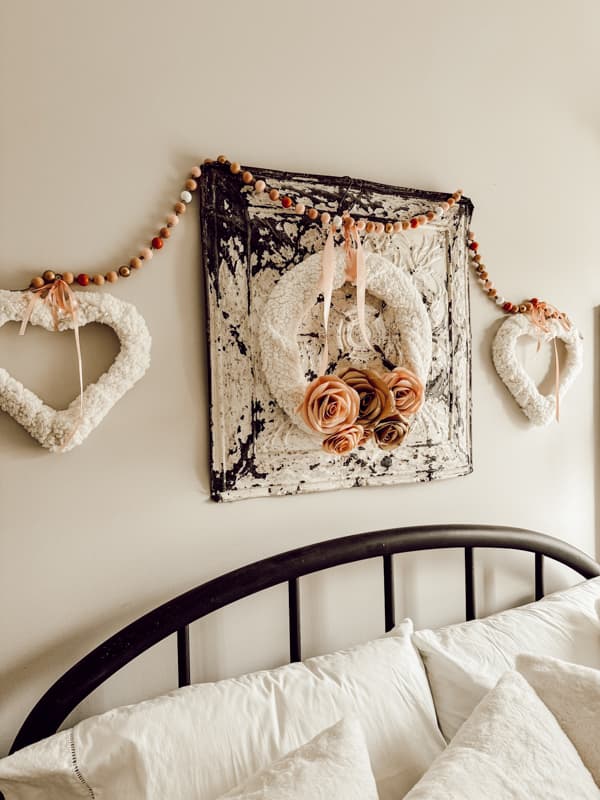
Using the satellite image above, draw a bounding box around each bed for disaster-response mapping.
[3,524,600,799]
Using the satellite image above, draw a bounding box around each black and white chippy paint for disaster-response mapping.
[199,164,473,502]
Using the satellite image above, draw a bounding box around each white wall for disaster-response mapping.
[1,0,599,756]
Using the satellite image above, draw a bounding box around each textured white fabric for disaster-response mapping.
[404,671,600,799]
[0,289,151,452]
[412,576,600,740]
[0,624,443,800]
[492,313,583,426]
[517,653,600,785]
[217,718,378,800]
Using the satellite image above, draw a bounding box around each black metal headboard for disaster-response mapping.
[11,524,600,753]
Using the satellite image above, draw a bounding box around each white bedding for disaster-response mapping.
[404,671,600,799]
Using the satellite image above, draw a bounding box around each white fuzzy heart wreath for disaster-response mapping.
[0,289,151,452]
[492,313,583,426]
[259,248,432,431]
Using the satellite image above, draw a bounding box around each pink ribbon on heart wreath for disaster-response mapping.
[19,278,84,450]
[527,302,570,423]
[317,220,371,376]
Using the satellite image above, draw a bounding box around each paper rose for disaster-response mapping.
[339,367,395,427]
[322,424,364,455]
[374,414,410,451]
[383,368,424,417]
[299,375,360,435]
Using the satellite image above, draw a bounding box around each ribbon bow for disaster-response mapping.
[19,279,84,450]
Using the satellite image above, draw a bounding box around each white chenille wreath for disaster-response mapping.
[0,289,151,452]
[259,248,432,430]
[492,313,583,426]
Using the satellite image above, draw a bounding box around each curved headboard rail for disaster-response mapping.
[11,524,600,753]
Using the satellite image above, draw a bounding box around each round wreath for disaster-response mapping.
[259,248,432,437]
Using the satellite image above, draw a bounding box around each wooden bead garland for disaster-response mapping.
[24,155,463,293]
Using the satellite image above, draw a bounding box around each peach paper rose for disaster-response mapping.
[298,375,360,435]
[383,368,424,416]
[339,367,395,426]
[322,424,364,455]
[374,414,410,451]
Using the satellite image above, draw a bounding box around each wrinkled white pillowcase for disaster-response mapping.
[517,653,600,785]
[412,577,600,740]
[217,718,378,800]
[404,670,600,799]
[0,621,444,800]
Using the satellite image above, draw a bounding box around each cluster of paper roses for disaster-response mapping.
[298,366,424,456]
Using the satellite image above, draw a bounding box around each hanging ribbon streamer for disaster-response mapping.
[19,279,84,449]
[317,224,336,376]
[528,302,569,423]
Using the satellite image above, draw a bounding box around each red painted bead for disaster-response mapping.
[410,218,419,228]
[76,273,90,286]
[503,302,513,312]
[468,241,479,251]
[281,196,293,209]
[151,237,164,250]
[531,298,539,307]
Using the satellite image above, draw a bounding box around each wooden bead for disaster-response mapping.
[140,247,153,260]
[160,227,171,239]
[77,273,90,286]
[487,288,497,298]
[217,155,228,164]
[93,274,105,285]
[31,276,45,289]
[452,192,461,200]
[365,221,375,233]
[166,213,179,227]
[203,158,214,165]
[130,257,142,269]
[151,237,164,250]
[524,302,534,311]
[106,271,118,283]
[447,198,455,207]
[190,166,201,178]
[229,162,241,174]
[479,270,488,280]
[307,208,318,220]
[185,179,197,191]
[321,212,331,225]
[393,221,402,232]
[417,215,427,225]
[254,180,266,193]
[269,188,280,201]
[43,270,56,282]
[385,222,394,233]
[119,265,131,278]
[473,254,482,263]
[374,222,384,234]
[402,220,410,230]
[63,271,74,285]
[174,202,186,215]
[441,202,450,211]
[294,203,305,214]
[242,171,253,184]
[519,304,528,313]
[426,211,435,221]
[356,219,366,231]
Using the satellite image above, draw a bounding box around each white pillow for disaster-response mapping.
[517,653,600,785]
[217,718,378,800]
[0,623,444,800]
[412,577,600,740]
[404,671,600,799]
